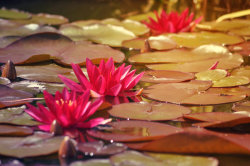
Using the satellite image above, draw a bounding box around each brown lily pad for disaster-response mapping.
[232,101,250,112]
[127,127,250,155]
[0,125,33,136]
[129,45,233,64]
[108,102,191,121]
[143,80,246,105]
[0,132,63,158]
[55,41,125,66]
[77,141,127,156]
[87,120,182,142]
[146,53,243,72]
[0,84,33,108]
[141,70,194,83]
[16,63,78,83]
[184,112,250,128]
[228,42,250,56]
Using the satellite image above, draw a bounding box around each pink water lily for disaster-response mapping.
[59,58,144,97]
[25,88,107,131]
[143,8,203,35]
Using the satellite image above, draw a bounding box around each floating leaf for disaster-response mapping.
[110,150,166,166]
[157,32,244,48]
[77,23,136,47]
[55,41,125,66]
[70,159,111,166]
[108,102,191,121]
[143,80,246,105]
[147,53,243,72]
[87,120,182,142]
[184,112,250,128]
[0,132,63,158]
[29,13,69,25]
[147,152,219,166]
[8,80,65,95]
[16,63,78,83]
[206,86,250,96]
[0,106,40,126]
[77,141,127,156]
[0,125,33,136]
[212,76,249,87]
[0,84,33,108]
[0,36,21,48]
[127,127,250,155]
[197,19,250,32]
[232,101,250,112]
[129,45,231,64]
[59,24,88,41]
[0,8,31,20]
[141,70,194,83]
[195,69,227,81]
[0,77,11,85]
[231,66,250,79]
[228,42,250,56]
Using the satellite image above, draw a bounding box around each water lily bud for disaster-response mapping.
[1,60,17,81]
[141,39,152,53]
[59,136,77,158]
[50,120,63,136]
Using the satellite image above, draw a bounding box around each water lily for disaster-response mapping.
[25,88,107,131]
[59,58,144,97]
[143,8,203,35]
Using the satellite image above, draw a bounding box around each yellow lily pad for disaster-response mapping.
[146,53,243,72]
[231,66,250,79]
[197,19,250,32]
[213,76,250,87]
[129,45,231,64]
[127,12,156,22]
[230,26,250,36]
[195,69,227,81]
[0,8,31,20]
[80,23,136,47]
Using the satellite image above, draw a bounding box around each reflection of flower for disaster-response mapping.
[143,8,203,35]
[59,58,144,97]
[25,88,107,131]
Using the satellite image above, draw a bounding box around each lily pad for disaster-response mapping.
[0,8,31,20]
[55,41,125,66]
[141,70,194,83]
[228,42,250,56]
[0,132,63,158]
[212,76,249,87]
[110,150,165,166]
[0,77,11,85]
[129,45,232,64]
[0,36,21,48]
[127,127,250,155]
[79,23,136,47]
[108,102,191,121]
[232,101,250,112]
[231,66,250,79]
[16,63,78,83]
[77,141,127,156]
[29,13,69,25]
[70,159,111,166]
[87,120,182,142]
[147,152,219,166]
[0,106,40,126]
[146,53,243,72]
[195,69,228,82]
[0,84,33,108]
[184,112,250,128]
[0,125,33,136]
[143,80,246,105]
[197,19,250,32]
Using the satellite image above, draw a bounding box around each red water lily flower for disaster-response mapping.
[59,58,144,97]
[25,88,107,131]
[143,8,203,35]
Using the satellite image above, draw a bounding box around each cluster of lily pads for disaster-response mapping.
[0,7,250,166]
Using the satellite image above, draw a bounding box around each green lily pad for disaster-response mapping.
[0,132,63,158]
[213,76,250,87]
[195,69,228,81]
[70,159,111,166]
[0,8,31,20]
[108,102,191,121]
[0,106,40,126]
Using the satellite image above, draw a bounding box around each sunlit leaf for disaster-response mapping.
[127,127,250,154]
[231,66,250,79]
[195,69,227,81]
[70,159,111,166]
[0,132,63,158]
[213,76,249,87]
[108,102,191,121]
[0,8,31,20]
[141,70,194,83]
[87,120,182,142]
[77,141,127,156]
[0,77,11,85]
